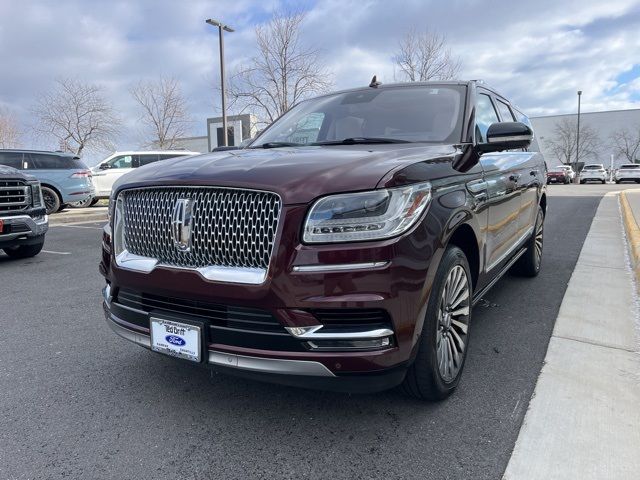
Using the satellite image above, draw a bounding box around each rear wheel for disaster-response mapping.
[69,197,98,208]
[511,206,544,277]
[41,186,60,215]
[401,246,472,401]
[602,180,606,184]
[3,240,44,259]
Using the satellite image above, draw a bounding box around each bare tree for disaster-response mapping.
[228,11,332,124]
[393,28,462,82]
[547,118,601,166]
[610,125,640,163]
[130,77,192,149]
[32,78,119,156]
[0,109,21,148]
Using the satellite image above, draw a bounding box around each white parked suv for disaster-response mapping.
[615,164,640,184]
[72,151,199,207]
[579,164,607,184]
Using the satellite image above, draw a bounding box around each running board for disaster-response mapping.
[472,247,527,306]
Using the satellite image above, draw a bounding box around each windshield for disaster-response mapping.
[252,85,466,147]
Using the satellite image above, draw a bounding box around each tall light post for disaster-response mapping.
[206,18,234,147]
[575,90,582,178]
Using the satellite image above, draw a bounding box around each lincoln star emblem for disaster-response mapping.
[171,198,196,252]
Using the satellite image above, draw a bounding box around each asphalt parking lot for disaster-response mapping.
[1,183,637,480]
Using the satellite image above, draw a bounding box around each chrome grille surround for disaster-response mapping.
[0,180,29,212]
[114,186,282,284]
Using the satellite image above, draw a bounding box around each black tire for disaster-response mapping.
[401,246,472,401]
[580,180,585,184]
[3,241,45,259]
[41,186,61,215]
[602,180,606,184]
[616,180,621,184]
[511,206,544,277]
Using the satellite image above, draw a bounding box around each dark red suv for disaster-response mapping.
[100,81,546,400]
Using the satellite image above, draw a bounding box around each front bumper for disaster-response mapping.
[0,213,48,248]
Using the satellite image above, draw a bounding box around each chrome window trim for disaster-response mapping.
[292,261,389,273]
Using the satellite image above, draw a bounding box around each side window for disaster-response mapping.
[475,93,500,143]
[513,108,539,152]
[108,155,133,169]
[0,152,23,169]
[139,154,159,166]
[496,100,516,122]
[28,154,66,169]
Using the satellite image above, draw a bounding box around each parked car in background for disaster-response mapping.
[0,165,48,258]
[614,164,640,183]
[580,164,607,184]
[0,150,94,214]
[556,165,575,182]
[547,167,570,184]
[100,80,547,401]
[77,151,199,207]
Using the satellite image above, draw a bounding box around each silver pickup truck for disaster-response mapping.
[0,165,48,258]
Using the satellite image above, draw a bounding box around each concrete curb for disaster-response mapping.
[503,192,640,480]
[48,209,108,226]
[620,191,640,286]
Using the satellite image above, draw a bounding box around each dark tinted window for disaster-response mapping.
[27,153,86,169]
[620,165,640,169]
[159,153,184,160]
[0,152,23,169]
[139,154,160,166]
[475,94,500,143]
[496,100,516,121]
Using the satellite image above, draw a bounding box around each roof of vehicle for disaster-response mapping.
[556,165,573,169]
[0,148,78,158]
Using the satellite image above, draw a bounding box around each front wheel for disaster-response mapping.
[401,246,472,401]
[3,240,45,259]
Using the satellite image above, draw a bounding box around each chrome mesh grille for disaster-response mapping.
[120,187,281,270]
[0,180,29,212]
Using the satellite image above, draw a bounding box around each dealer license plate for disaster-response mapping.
[150,318,201,362]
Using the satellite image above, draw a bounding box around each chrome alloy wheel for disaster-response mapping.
[534,210,544,269]
[436,265,470,382]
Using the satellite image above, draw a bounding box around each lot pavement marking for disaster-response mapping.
[50,223,104,230]
[503,192,640,480]
[41,249,71,255]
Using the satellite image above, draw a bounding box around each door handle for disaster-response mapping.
[509,174,521,182]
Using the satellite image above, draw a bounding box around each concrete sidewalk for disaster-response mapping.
[504,192,640,479]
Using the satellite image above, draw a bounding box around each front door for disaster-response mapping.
[92,154,136,197]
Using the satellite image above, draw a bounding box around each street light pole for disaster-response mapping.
[575,90,582,178]
[206,18,234,147]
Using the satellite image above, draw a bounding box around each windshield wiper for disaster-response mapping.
[311,137,412,146]
[256,141,304,149]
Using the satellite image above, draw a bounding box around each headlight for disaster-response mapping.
[29,183,43,208]
[303,182,432,243]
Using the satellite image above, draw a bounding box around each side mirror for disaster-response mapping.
[478,122,533,153]
[99,163,110,170]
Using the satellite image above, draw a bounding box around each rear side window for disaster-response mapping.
[139,154,160,166]
[475,94,499,143]
[27,153,85,169]
[620,165,640,169]
[496,100,516,121]
[0,152,23,169]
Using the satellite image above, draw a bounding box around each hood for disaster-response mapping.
[0,165,35,181]
[114,144,457,204]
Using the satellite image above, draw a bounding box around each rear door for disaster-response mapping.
[476,92,522,272]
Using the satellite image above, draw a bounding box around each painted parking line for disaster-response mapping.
[41,250,71,255]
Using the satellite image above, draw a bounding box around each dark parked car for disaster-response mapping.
[100,80,546,400]
[0,165,48,258]
[0,150,94,214]
[547,167,569,184]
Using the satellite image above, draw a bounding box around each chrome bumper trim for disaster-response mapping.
[104,310,152,349]
[292,261,389,273]
[285,325,394,340]
[208,351,335,377]
[0,214,48,240]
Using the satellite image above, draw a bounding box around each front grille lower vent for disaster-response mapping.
[311,309,392,329]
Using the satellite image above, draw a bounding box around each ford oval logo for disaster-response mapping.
[166,335,186,346]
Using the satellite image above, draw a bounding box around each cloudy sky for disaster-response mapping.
[1,0,639,161]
